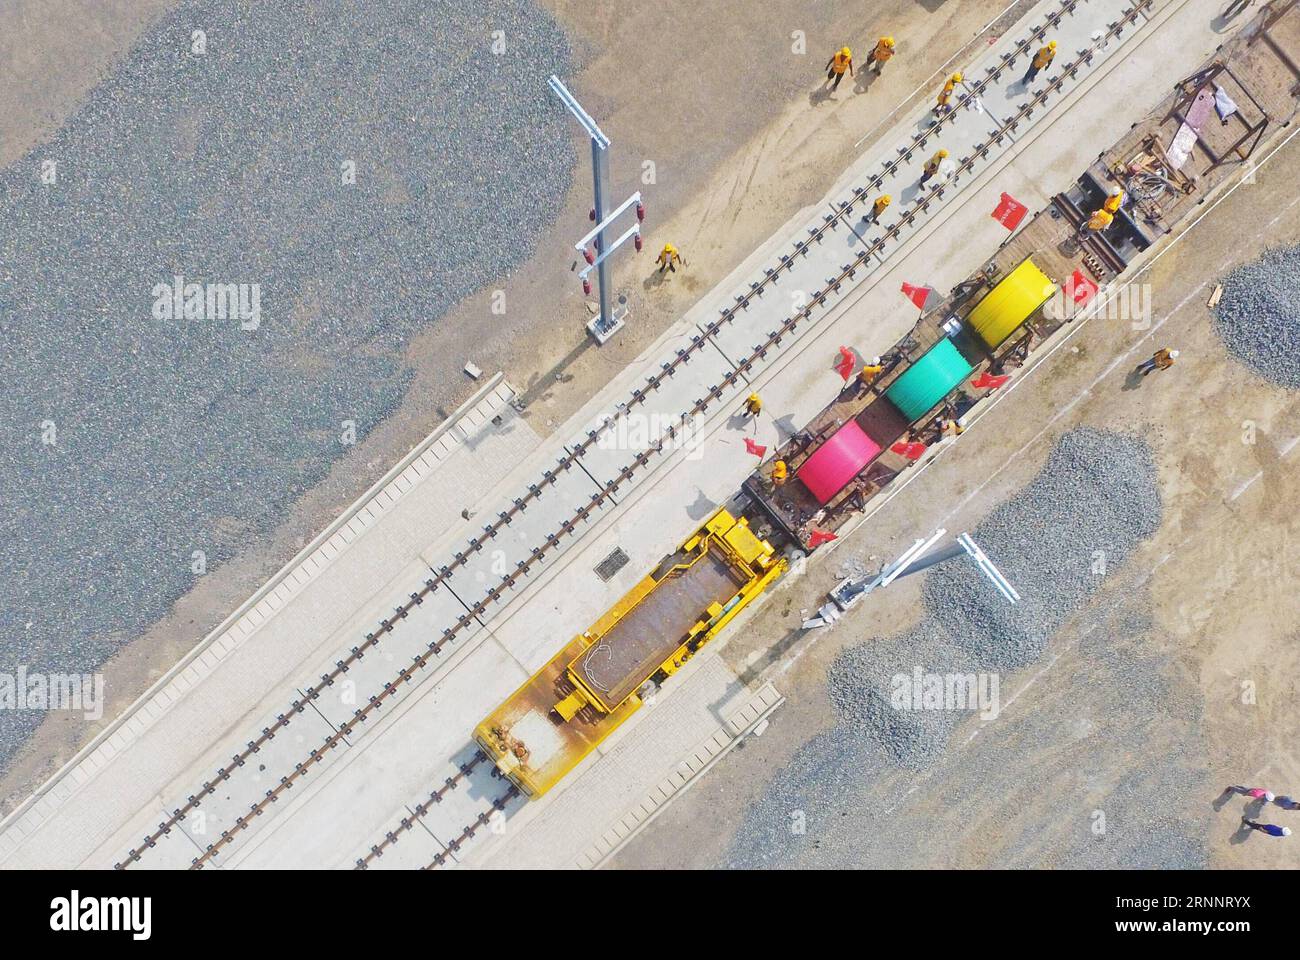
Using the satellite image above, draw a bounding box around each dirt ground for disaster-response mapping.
[0,0,1028,812]
[613,129,1300,870]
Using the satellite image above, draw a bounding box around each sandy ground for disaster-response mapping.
[0,0,1027,812]
[613,129,1300,870]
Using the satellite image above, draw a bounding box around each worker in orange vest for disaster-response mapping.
[864,194,891,225]
[869,36,896,74]
[1083,207,1113,233]
[656,243,682,274]
[770,459,789,489]
[824,47,854,93]
[856,356,884,395]
[1024,40,1056,84]
[1136,348,1178,376]
[935,72,963,114]
[920,148,948,185]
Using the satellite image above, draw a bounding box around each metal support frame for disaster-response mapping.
[1167,61,1272,173]
[549,75,638,344]
[804,527,1020,629]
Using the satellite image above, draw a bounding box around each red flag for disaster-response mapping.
[744,437,767,457]
[901,282,932,311]
[971,371,1011,390]
[808,529,838,548]
[891,441,928,460]
[1066,269,1097,306]
[836,346,856,381]
[991,192,1028,231]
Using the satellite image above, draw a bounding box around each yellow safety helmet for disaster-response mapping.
[880,36,895,48]
[840,46,851,58]
[951,72,963,83]
[937,148,949,158]
[879,194,892,203]
[1048,40,1057,49]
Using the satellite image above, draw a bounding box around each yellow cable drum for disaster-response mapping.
[967,258,1057,348]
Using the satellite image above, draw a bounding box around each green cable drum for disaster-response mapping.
[885,338,974,422]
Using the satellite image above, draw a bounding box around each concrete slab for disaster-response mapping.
[228,645,528,870]
[169,702,344,866]
[361,817,451,870]
[562,337,742,487]
[435,462,608,606]
[303,583,477,735]
[128,814,208,871]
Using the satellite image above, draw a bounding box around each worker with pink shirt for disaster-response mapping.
[1225,785,1275,802]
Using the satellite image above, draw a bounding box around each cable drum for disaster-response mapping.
[1127,171,1170,202]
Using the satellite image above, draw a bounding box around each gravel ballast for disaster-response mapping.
[728,428,1193,868]
[1214,244,1300,389]
[922,426,1162,669]
[0,0,574,766]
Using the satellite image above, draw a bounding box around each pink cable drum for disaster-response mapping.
[796,420,882,505]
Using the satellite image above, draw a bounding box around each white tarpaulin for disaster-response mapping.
[1167,121,1197,169]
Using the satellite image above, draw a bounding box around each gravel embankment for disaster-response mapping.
[1214,244,1300,389]
[922,427,1162,669]
[0,0,573,765]
[729,428,1202,868]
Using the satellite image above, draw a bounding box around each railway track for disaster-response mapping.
[116,0,1159,870]
[352,751,519,869]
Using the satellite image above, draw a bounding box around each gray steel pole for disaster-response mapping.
[591,139,612,331]
[549,75,636,342]
[889,541,965,579]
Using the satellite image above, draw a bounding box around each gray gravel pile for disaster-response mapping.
[922,427,1162,669]
[729,599,1208,870]
[820,428,1161,765]
[998,608,1208,869]
[826,625,978,767]
[728,429,1183,868]
[1214,244,1300,389]
[0,0,573,764]
[725,728,896,868]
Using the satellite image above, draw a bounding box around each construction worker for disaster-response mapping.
[824,47,854,92]
[1023,40,1056,84]
[935,72,963,113]
[869,36,895,74]
[743,392,763,418]
[1227,786,1276,801]
[1241,817,1291,838]
[1083,207,1114,233]
[1102,188,1125,214]
[656,242,682,274]
[1136,347,1179,376]
[771,458,788,489]
[920,148,948,185]
[857,356,884,387]
[863,194,891,225]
